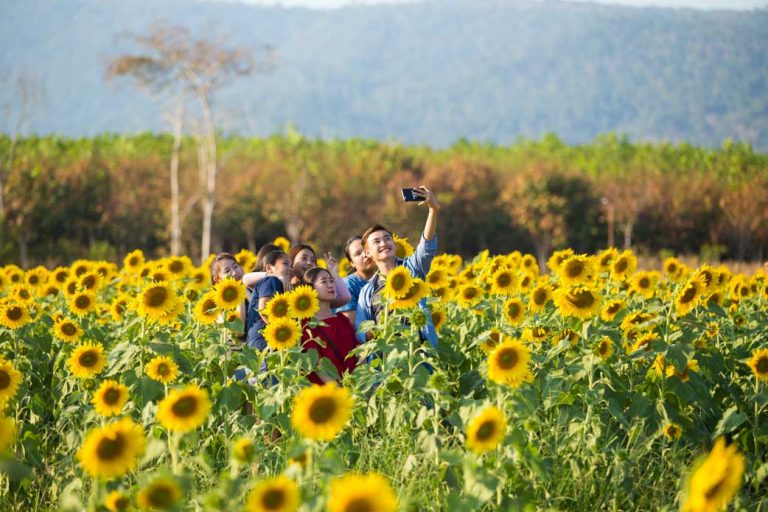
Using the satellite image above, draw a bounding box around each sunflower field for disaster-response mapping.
[0,245,766,511]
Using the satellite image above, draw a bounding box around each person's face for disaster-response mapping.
[292,248,317,278]
[217,259,244,282]
[348,239,375,274]
[267,255,293,284]
[311,271,336,302]
[365,230,396,262]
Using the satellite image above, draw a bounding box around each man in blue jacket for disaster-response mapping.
[355,185,440,347]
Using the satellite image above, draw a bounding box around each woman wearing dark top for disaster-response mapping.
[300,267,358,385]
[246,250,293,357]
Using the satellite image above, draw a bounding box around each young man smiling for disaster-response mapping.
[355,185,440,347]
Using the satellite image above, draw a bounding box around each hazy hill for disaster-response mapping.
[1,0,767,149]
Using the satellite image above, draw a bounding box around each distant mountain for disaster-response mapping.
[1,0,766,149]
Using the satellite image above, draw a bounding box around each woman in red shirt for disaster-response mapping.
[301,267,359,384]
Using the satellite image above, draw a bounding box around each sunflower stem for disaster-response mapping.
[168,429,179,473]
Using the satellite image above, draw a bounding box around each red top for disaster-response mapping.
[302,313,359,385]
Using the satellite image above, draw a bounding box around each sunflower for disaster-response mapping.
[213,277,246,311]
[390,279,428,310]
[157,385,211,433]
[146,356,179,385]
[39,284,60,298]
[137,282,179,322]
[383,267,413,300]
[480,327,504,353]
[9,285,34,305]
[547,249,574,274]
[518,272,535,292]
[662,256,685,281]
[522,325,549,344]
[4,264,23,284]
[556,255,596,287]
[291,382,354,441]
[165,256,191,278]
[0,359,22,404]
[69,290,98,316]
[92,380,130,417]
[78,271,103,292]
[232,437,255,463]
[520,253,538,274]
[337,257,352,278]
[619,311,656,333]
[629,271,659,299]
[392,234,414,259]
[667,359,699,382]
[729,276,751,302]
[594,337,613,360]
[63,278,81,297]
[68,342,107,379]
[287,285,320,319]
[110,295,131,322]
[137,476,183,510]
[0,301,32,329]
[747,348,768,382]
[600,300,625,322]
[264,293,291,320]
[597,247,618,272]
[554,286,602,319]
[77,417,146,479]
[692,265,719,293]
[264,318,302,351]
[502,297,525,326]
[23,266,47,289]
[187,268,210,290]
[662,422,682,441]
[123,249,145,272]
[104,490,131,512]
[610,250,637,281]
[328,473,398,512]
[192,292,219,325]
[682,438,744,512]
[0,417,16,453]
[466,406,507,454]
[426,268,450,289]
[156,299,184,326]
[430,307,447,333]
[487,338,532,387]
[273,236,291,253]
[456,283,483,306]
[245,475,300,512]
[529,283,552,312]
[675,277,705,317]
[52,317,84,343]
[628,331,658,353]
[490,268,518,295]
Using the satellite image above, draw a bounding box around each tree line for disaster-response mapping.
[1,131,766,268]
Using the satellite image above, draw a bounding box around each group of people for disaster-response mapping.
[209,186,441,384]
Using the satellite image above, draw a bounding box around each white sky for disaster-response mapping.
[210,0,768,9]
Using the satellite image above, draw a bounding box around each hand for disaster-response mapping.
[324,251,339,276]
[414,185,439,211]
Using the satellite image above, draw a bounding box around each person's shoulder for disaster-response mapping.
[258,275,283,291]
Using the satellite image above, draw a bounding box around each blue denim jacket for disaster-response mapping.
[355,234,438,347]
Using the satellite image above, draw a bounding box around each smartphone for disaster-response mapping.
[401,188,425,202]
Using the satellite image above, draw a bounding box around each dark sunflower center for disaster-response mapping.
[275,326,292,342]
[308,396,337,424]
[521,276,531,288]
[667,426,679,437]
[497,348,519,370]
[567,290,595,309]
[128,256,139,266]
[638,278,650,289]
[79,351,98,368]
[295,296,311,311]
[533,289,547,305]
[82,276,96,289]
[391,274,407,291]
[476,420,497,442]
[61,323,78,336]
[147,288,168,308]
[680,285,697,304]
[169,261,184,273]
[565,260,584,278]
[533,327,547,338]
[19,289,31,300]
[607,303,621,314]
[346,497,374,512]
[261,488,287,510]
[222,287,238,302]
[75,296,91,309]
[599,341,610,355]
[703,477,727,501]
[96,432,126,461]
[29,276,40,285]
[756,357,768,374]
[739,286,749,297]
[171,396,199,418]
[614,259,628,273]
[104,388,122,405]
[506,302,521,318]
[56,273,68,283]
[0,370,10,390]
[496,273,512,287]
[273,301,289,316]
[203,298,217,312]
[6,307,22,321]
[147,484,176,508]
[464,288,478,300]
[157,363,170,377]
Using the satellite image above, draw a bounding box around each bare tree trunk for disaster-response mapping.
[168,96,185,255]
[18,225,28,268]
[535,233,550,274]
[622,221,634,249]
[198,94,217,262]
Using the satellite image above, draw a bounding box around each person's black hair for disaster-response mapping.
[262,250,288,269]
[255,243,280,271]
[302,266,332,286]
[343,236,362,261]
